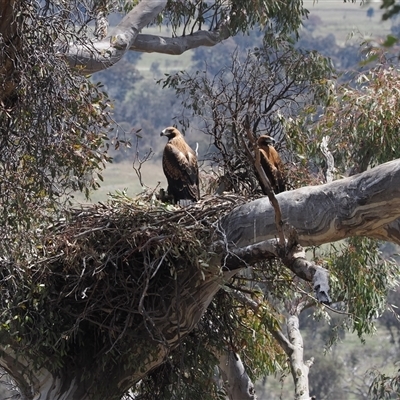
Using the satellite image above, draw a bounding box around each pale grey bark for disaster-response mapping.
[230,291,313,399]
[320,136,335,184]
[0,368,20,400]
[218,351,257,400]
[221,159,400,248]
[0,347,76,400]
[130,25,231,55]
[63,0,168,73]
[223,238,331,303]
[62,0,231,74]
[286,311,314,400]
[265,305,313,400]
[3,160,400,399]
[213,291,257,400]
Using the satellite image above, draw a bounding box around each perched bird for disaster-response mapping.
[160,127,200,204]
[257,135,286,194]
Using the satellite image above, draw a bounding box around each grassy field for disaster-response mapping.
[136,50,194,81]
[72,160,166,204]
[303,0,393,44]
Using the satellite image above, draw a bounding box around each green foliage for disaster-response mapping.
[161,25,400,396]
[369,368,400,399]
[381,0,400,21]
[135,286,288,399]
[162,0,308,38]
[0,1,112,252]
[2,1,400,398]
[0,192,296,399]
[326,237,400,338]
[0,193,245,398]
[135,332,224,400]
[287,59,400,176]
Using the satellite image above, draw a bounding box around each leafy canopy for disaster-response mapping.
[0,1,112,254]
[0,0,310,253]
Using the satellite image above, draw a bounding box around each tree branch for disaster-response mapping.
[231,290,293,355]
[222,238,330,303]
[61,1,232,74]
[221,159,400,248]
[130,23,231,55]
[62,0,168,74]
[229,290,313,399]
[287,310,314,400]
[217,351,257,400]
[243,118,286,246]
[320,136,335,183]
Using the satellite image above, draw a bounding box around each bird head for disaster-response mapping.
[160,127,181,139]
[257,135,276,147]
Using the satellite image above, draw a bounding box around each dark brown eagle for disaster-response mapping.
[160,127,200,204]
[257,135,286,194]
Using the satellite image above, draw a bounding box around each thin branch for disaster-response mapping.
[320,136,335,183]
[243,117,285,245]
[62,0,168,74]
[231,290,293,355]
[223,238,331,303]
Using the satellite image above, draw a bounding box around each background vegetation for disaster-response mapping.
[2,1,400,398]
[78,2,400,399]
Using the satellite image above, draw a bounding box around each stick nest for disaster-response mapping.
[0,191,247,375]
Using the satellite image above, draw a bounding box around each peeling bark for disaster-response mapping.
[0,347,86,400]
[62,0,231,74]
[221,159,400,247]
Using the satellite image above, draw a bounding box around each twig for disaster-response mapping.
[320,136,335,183]
[243,117,285,246]
[132,132,154,188]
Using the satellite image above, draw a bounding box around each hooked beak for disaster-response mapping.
[263,136,275,145]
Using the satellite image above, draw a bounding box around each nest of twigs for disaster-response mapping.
[0,191,247,378]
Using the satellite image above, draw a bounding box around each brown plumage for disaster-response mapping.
[160,127,200,204]
[257,135,286,194]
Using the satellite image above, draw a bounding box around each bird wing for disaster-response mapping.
[269,147,286,193]
[259,149,277,191]
[163,143,198,184]
[163,142,199,201]
[259,147,286,194]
